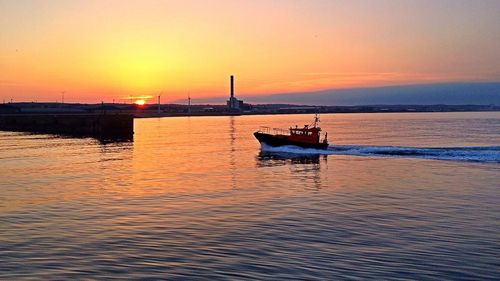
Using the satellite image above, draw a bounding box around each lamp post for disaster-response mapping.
[158,95,161,114]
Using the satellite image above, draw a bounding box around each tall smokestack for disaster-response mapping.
[230,75,234,98]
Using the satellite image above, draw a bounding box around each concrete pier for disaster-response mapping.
[0,113,134,140]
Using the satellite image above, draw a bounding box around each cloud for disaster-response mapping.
[183,82,500,106]
[0,80,20,86]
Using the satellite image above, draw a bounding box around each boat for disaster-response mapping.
[254,115,329,149]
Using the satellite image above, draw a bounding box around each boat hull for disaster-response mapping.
[254,132,329,150]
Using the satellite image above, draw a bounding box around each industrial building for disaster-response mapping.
[227,75,244,112]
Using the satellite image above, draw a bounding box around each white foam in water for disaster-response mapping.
[260,143,500,163]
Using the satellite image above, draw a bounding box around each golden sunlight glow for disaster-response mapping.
[135,99,146,106]
[129,95,152,105]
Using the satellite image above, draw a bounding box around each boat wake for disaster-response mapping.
[260,143,500,163]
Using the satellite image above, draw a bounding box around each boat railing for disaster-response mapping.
[258,126,290,135]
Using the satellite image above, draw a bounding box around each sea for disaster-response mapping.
[1,112,499,280]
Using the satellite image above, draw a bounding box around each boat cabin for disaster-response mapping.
[288,125,323,144]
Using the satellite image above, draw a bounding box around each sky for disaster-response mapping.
[1,0,499,104]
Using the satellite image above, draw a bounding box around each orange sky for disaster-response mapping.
[1,0,499,103]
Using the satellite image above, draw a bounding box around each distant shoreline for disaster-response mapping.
[133,109,499,118]
[1,102,498,118]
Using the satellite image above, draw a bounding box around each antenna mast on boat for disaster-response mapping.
[313,114,320,127]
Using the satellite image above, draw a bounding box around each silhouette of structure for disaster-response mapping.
[227,75,243,112]
[157,95,161,114]
[0,113,133,140]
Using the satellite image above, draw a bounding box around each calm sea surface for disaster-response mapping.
[1,112,499,280]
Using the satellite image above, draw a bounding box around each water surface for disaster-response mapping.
[1,112,499,279]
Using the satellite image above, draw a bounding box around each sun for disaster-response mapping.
[135,99,146,106]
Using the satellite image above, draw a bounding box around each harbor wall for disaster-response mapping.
[0,113,134,140]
